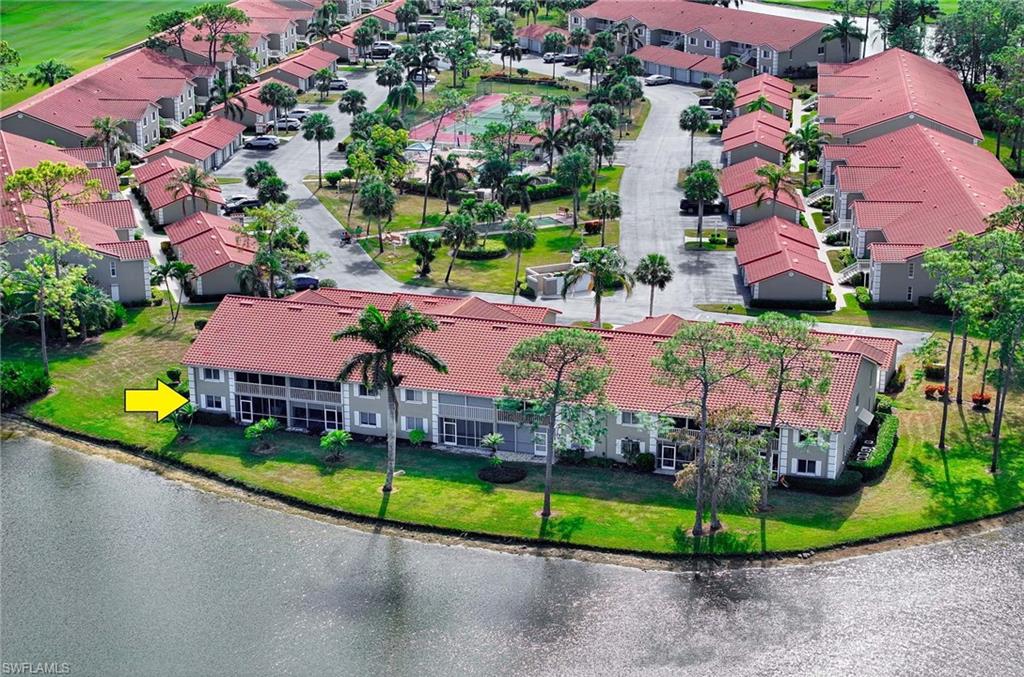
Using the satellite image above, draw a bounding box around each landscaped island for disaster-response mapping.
[5,302,1021,556]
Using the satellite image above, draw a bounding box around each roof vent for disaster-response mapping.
[239,300,254,306]
[491,325,507,331]
[287,305,303,311]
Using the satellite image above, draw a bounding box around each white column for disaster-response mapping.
[430,392,439,444]
[343,382,352,429]
[827,434,839,479]
[778,427,789,476]
[187,367,198,407]
[228,371,236,419]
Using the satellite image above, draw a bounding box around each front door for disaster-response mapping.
[660,443,677,470]
[443,420,457,445]
[239,397,254,423]
[534,431,548,457]
[110,284,120,302]
[771,453,779,481]
[325,408,339,431]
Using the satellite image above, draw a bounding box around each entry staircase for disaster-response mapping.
[836,260,869,284]
[804,184,834,205]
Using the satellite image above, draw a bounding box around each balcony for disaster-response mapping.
[289,387,343,404]
[804,184,834,204]
[496,408,543,426]
[837,260,870,283]
[823,218,853,237]
[438,403,494,422]
[235,381,287,399]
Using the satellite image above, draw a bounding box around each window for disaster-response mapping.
[357,384,379,398]
[617,438,644,457]
[620,411,641,426]
[109,261,117,278]
[202,394,223,410]
[817,45,826,56]
[202,368,222,382]
[855,392,861,408]
[797,429,812,444]
[796,459,817,475]
[688,37,697,45]
[907,262,914,279]
[403,389,423,403]
[402,416,427,432]
[357,411,380,428]
[906,286,914,302]
[704,39,713,48]
[235,372,284,386]
[762,49,771,58]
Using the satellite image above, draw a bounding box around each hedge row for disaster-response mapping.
[750,297,837,311]
[1,363,51,411]
[456,244,507,260]
[847,413,899,481]
[784,469,863,496]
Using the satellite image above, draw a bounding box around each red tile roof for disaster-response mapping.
[212,78,292,117]
[516,23,572,41]
[136,156,224,210]
[0,48,200,138]
[59,146,107,165]
[817,48,982,141]
[737,73,793,96]
[230,0,313,22]
[735,217,830,285]
[286,288,559,323]
[266,45,337,80]
[145,116,245,162]
[69,200,137,230]
[574,0,830,51]
[720,157,805,212]
[96,239,152,261]
[630,45,725,76]
[616,314,687,335]
[184,295,872,431]
[868,242,925,263]
[88,167,120,193]
[721,111,788,154]
[166,212,255,275]
[829,125,1014,251]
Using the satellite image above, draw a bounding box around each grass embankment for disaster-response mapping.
[3,304,1021,556]
[757,0,957,14]
[0,0,215,108]
[698,294,955,333]
[353,165,624,293]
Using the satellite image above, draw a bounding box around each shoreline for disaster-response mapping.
[5,417,1022,572]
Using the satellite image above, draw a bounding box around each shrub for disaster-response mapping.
[708,232,725,245]
[456,243,507,260]
[705,123,720,135]
[784,469,863,496]
[924,363,946,380]
[582,220,602,235]
[527,181,572,202]
[824,233,846,246]
[518,285,537,300]
[166,368,182,383]
[557,447,585,465]
[160,241,177,261]
[634,452,656,473]
[854,286,871,306]
[886,364,906,393]
[181,111,205,127]
[194,318,208,331]
[924,384,949,400]
[324,170,343,187]
[478,464,527,483]
[319,278,337,288]
[115,160,132,175]
[0,363,51,410]
[875,394,894,414]
[847,414,898,481]
[971,392,992,408]
[192,411,232,426]
[407,428,427,446]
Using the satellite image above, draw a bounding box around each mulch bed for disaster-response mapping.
[477,465,527,484]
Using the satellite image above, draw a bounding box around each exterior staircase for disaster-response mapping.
[804,184,834,204]
[823,218,852,237]
[836,260,869,284]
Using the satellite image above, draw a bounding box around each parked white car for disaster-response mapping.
[288,107,311,121]
[644,74,672,86]
[274,117,301,130]
[244,135,280,150]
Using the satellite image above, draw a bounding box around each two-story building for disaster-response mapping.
[135,156,225,226]
[258,44,338,91]
[721,110,790,166]
[569,0,860,76]
[184,290,895,482]
[144,116,246,171]
[720,157,805,226]
[735,73,793,119]
[165,212,256,299]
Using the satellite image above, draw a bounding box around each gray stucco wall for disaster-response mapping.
[873,258,937,304]
[725,144,785,167]
[754,272,827,301]
[732,202,800,225]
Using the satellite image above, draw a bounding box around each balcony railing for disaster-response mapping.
[235,381,287,399]
[823,218,852,236]
[805,184,834,204]
[496,408,544,426]
[289,387,342,404]
[438,403,494,422]
[837,260,870,283]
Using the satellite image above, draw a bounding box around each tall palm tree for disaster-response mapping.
[150,261,177,320]
[746,163,800,218]
[502,213,537,302]
[244,160,277,189]
[721,55,741,77]
[27,59,73,87]
[532,127,567,175]
[168,165,215,215]
[585,189,621,247]
[784,120,825,188]
[634,253,674,317]
[358,177,397,254]
[305,16,342,45]
[610,20,646,54]
[822,14,866,64]
[441,213,478,284]
[498,39,522,76]
[86,116,130,165]
[168,261,195,324]
[678,105,710,166]
[562,248,634,327]
[301,112,335,189]
[569,27,591,54]
[206,76,246,118]
[501,174,534,213]
[387,81,418,115]
[314,68,333,102]
[333,304,448,493]
[683,166,720,246]
[376,58,404,92]
[338,89,367,117]
[428,154,470,214]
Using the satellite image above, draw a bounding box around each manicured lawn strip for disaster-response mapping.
[698,294,954,333]
[0,0,216,108]
[757,0,957,13]
[618,99,652,141]
[4,304,1022,556]
[827,249,852,272]
[812,212,825,231]
[314,185,450,233]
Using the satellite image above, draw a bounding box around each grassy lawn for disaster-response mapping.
[827,248,854,273]
[313,184,450,234]
[5,303,1021,556]
[980,130,1023,176]
[698,293,954,333]
[811,212,826,232]
[758,0,958,13]
[685,241,732,251]
[0,0,216,108]
[216,177,243,186]
[618,99,651,141]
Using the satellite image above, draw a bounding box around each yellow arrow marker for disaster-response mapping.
[124,381,189,421]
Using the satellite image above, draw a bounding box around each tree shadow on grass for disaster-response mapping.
[671,525,757,555]
[538,514,587,542]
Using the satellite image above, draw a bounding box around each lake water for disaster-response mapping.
[2,435,1023,676]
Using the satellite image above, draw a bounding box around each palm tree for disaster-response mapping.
[542,32,568,78]
[236,261,268,297]
[502,213,537,302]
[301,112,335,189]
[244,160,277,189]
[532,127,567,175]
[585,189,621,247]
[258,82,297,121]
[428,154,470,214]
[333,304,448,493]
[784,120,825,188]
[683,167,720,246]
[579,47,608,91]
[678,105,710,166]
[168,165,215,215]
[569,27,591,54]
[634,253,673,317]
[257,176,289,204]
[358,177,397,254]
[822,14,866,64]
[86,116,130,165]
[27,59,73,87]
[376,59,404,92]
[562,248,634,327]
[745,95,773,114]
[476,200,506,245]
[305,16,341,44]
[168,261,195,324]
[206,76,246,117]
[441,213,478,284]
[745,163,800,218]
[150,262,177,320]
[501,173,534,213]
[722,55,741,77]
[387,81,417,115]
[610,20,646,54]
[314,68,333,103]
[338,89,367,118]
[498,39,522,76]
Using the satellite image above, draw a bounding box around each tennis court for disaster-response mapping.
[409,93,587,146]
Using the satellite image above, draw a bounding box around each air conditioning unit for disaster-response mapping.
[474,188,494,200]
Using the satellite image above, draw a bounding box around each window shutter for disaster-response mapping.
[615,411,622,425]
[615,439,622,456]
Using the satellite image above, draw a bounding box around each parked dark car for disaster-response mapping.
[223,196,262,215]
[291,275,320,291]
[560,53,580,66]
[679,196,726,214]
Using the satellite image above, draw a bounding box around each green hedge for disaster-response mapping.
[456,242,507,260]
[750,297,836,311]
[1,362,51,411]
[847,413,899,481]
[527,182,572,201]
[784,469,863,496]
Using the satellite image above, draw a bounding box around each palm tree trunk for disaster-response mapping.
[541,413,555,518]
[383,386,399,491]
[697,201,705,246]
[572,190,579,230]
[445,246,458,284]
[990,349,1014,473]
[690,132,695,166]
[710,476,721,531]
[173,284,186,324]
[512,251,522,303]
[376,218,384,254]
[693,391,709,537]
[317,141,323,189]
[600,217,606,247]
[648,285,655,317]
[938,311,957,452]
[593,288,602,328]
